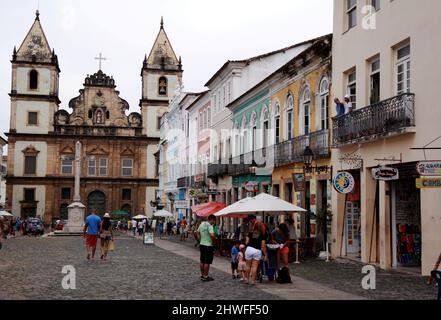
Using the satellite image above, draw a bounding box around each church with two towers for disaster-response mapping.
[5,11,182,222]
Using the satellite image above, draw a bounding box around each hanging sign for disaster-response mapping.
[244,181,259,192]
[417,161,441,177]
[416,178,441,189]
[333,171,355,194]
[175,200,190,209]
[371,167,399,181]
[293,173,306,192]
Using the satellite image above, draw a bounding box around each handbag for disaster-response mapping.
[109,240,115,252]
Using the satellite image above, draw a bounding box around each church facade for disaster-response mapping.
[5,12,182,223]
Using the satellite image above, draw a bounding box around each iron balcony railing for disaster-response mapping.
[274,135,309,167]
[332,93,415,147]
[207,159,230,178]
[309,129,330,158]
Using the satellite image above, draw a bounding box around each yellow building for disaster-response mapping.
[269,35,332,244]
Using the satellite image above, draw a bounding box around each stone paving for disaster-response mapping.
[0,236,278,300]
[164,233,438,300]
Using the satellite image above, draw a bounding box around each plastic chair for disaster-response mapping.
[431,270,441,301]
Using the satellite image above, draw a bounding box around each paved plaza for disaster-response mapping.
[0,235,438,300]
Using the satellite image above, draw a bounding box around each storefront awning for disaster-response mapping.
[191,202,227,217]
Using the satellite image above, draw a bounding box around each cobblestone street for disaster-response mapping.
[0,235,438,300]
[0,236,278,300]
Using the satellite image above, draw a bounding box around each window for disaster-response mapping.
[24,189,35,202]
[24,155,37,175]
[222,86,226,108]
[285,94,294,140]
[347,70,357,109]
[207,108,211,128]
[155,157,160,177]
[29,70,38,90]
[300,87,311,135]
[213,94,217,113]
[61,188,71,200]
[99,158,108,176]
[347,0,357,30]
[61,159,73,175]
[27,112,38,125]
[371,0,380,11]
[370,59,381,104]
[88,159,96,176]
[122,189,132,201]
[227,81,232,103]
[158,77,168,96]
[274,103,281,144]
[122,159,133,176]
[157,116,162,130]
[319,78,329,130]
[396,44,411,94]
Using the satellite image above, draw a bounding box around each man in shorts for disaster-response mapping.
[195,215,217,282]
[83,209,102,260]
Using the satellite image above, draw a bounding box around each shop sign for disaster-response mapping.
[143,232,154,245]
[417,161,441,176]
[194,174,205,182]
[416,178,441,189]
[371,167,399,181]
[175,200,190,209]
[244,180,259,192]
[293,173,306,192]
[333,171,355,194]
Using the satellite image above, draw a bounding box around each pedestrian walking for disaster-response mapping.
[231,241,240,279]
[83,209,102,260]
[180,218,188,241]
[132,219,138,236]
[99,213,113,260]
[244,221,268,285]
[194,215,217,282]
[137,219,144,236]
[238,244,247,281]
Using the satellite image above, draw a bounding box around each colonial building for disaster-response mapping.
[5,12,181,222]
[331,0,441,275]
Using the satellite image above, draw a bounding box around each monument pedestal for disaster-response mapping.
[64,201,85,233]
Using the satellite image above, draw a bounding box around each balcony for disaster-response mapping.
[332,93,415,147]
[309,129,330,158]
[274,135,309,167]
[207,159,230,178]
[177,176,190,188]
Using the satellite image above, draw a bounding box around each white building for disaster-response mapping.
[331,0,441,275]
[206,40,321,204]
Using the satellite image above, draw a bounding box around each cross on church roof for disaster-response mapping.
[95,53,107,70]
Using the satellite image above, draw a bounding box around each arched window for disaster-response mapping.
[261,107,269,148]
[274,103,281,144]
[319,77,330,130]
[29,70,38,90]
[285,93,294,140]
[241,117,247,154]
[158,76,168,96]
[250,112,257,151]
[300,87,311,135]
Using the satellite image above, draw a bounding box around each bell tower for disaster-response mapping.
[140,18,183,217]
[140,17,183,138]
[10,10,60,135]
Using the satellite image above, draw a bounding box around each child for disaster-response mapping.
[237,244,247,281]
[231,241,240,279]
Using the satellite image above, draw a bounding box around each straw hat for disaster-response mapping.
[103,213,111,218]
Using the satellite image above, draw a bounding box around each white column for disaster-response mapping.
[73,141,81,202]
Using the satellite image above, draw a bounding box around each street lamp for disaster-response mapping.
[249,160,258,174]
[302,146,314,170]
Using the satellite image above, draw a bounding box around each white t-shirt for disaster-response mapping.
[138,221,143,229]
[132,220,137,228]
[344,101,353,114]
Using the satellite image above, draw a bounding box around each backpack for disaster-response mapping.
[276,267,292,284]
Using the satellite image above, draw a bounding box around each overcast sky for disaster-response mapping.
[0,0,333,141]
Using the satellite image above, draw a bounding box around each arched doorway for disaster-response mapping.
[87,191,106,216]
